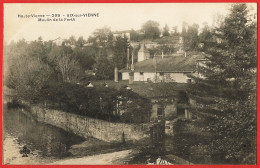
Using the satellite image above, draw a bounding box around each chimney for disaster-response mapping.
[126,47,130,69]
[129,72,134,84]
[131,51,134,70]
[114,67,118,82]
[162,50,164,59]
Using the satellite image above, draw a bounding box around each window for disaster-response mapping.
[140,72,144,75]
[177,107,185,117]
[157,107,164,120]
[159,72,164,76]
[157,107,164,116]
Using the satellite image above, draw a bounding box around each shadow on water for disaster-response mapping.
[128,132,212,165]
[3,107,85,158]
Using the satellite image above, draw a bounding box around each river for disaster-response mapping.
[3,106,142,165]
[3,106,85,164]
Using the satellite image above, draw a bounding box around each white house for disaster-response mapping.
[113,30,131,41]
[120,54,206,83]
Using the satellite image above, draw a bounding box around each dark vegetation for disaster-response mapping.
[36,82,152,123]
[187,4,257,164]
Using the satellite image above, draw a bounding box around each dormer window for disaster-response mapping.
[140,72,144,75]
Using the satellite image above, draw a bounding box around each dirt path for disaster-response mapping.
[52,149,136,165]
[3,132,139,165]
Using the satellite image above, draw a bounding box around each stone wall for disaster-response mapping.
[29,105,151,143]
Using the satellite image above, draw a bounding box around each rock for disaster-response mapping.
[22,154,28,157]
[19,146,31,154]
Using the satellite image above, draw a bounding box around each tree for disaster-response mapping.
[88,26,113,48]
[198,22,214,51]
[56,53,81,83]
[118,88,152,123]
[188,4,257,164]
[182,22,200,51]
[130,29,143,42]
[27,37,48,62]
[5,40,53,101]
[112,36,128,69]
[162,24,170,37]
[181,22,188,51]
[94,49,114,79]
[65,35,77,46]
[141,20,161,40]
[55,44,82,83]
[76,36,86,48]
[212,13,225,28]
[73,46,96,71]
[186,24,199,51]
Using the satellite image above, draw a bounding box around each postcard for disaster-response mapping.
[2,2,258,166]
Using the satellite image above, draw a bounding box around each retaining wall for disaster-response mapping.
[29,105,150,143]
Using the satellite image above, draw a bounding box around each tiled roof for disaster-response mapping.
[121,54,205,73]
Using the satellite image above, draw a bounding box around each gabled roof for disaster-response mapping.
[128,54,205,73]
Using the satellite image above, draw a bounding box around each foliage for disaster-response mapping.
[182,23,199,51]
[141,20,161,40]
[149,44,174,57]
[112,36,128,69]
[130,29,144,42]
[88,26,113,48]
[88,27,129,79]
[55,47,82,83]
[39,82,151,123]
[187,4,257,164]
[189,144,211,164]
[162,24,170,37]
[118,88,152,123]
[94,49,114,80]
[198,23,214,51]
[5,39,54,102]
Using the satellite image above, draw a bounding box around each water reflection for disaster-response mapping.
[3,107,85,158]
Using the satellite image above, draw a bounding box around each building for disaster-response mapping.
[120,52,206,83]
[113,30,131,41]
[51,37,75,48]
[52,37,64,46]
[137,43,150,62]
[118,82,192,122]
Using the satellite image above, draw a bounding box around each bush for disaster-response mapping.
[38,82,152,123]
[189,144,211,164]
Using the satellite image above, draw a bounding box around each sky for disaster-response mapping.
[4,3,257,44]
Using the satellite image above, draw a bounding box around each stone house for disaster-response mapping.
[122,82,192,122]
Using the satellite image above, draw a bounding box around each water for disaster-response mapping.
[3,107,85,158]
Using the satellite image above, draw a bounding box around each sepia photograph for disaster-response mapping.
[2,3,257,165]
